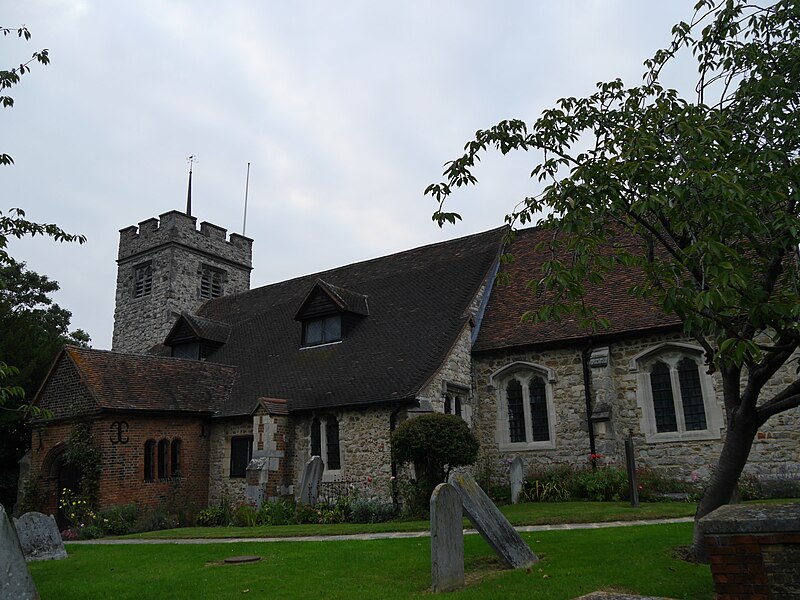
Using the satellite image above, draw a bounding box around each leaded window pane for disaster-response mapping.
[529,376,550,441]
[324,315,341,341]
[650,361,678,432]
[229,436,253,478]
[678,357,707,431]
[144,440,155,480]
[507,379,526,443]
[311,417,321,456]
[444,395,452,414]
[157,439,169,479]
[171,439,181,476]
[305,320,323,345]
[325,417,341,470]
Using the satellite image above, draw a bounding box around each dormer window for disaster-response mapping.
[295,279,368,348]
[304,315,342,346]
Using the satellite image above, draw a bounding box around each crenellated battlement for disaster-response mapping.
[112,209,254,354]
[118,210,253,267]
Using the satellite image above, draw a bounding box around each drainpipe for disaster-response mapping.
[581,339,598,470]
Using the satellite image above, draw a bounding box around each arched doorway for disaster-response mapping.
[53,452,82,530]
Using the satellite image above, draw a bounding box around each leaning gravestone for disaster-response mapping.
[449,471,538,569]
[430,483,464,592]
[509,457,524,504]
[299,456,325,505]
[0,505,40,599]
[13,512,67,562]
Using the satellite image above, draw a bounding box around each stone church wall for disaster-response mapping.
[473,331,800,486]
[291,405,395,501]
[112,211,252,354]
[207,418,253,507]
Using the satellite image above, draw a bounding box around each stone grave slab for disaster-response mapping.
[14,512,67,562]
[448,471,538,569]
[430,483,464,592]
[299,455,325,505]
[1,505,40,599]
[510,456,524,504]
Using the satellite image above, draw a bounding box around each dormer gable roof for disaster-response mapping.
[293,279,369,321]
[164,312,232,346]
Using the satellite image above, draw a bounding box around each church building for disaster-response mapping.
[27,209,800,518]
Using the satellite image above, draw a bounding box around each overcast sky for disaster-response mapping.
[4,1,701,350]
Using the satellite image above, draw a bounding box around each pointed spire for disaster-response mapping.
[186,155,197,216]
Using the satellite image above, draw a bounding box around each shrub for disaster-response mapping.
[135,508,178,532]
[521,464,575,502]
[97,504,139,536]
[231,502,258,527]
[574,466,627,502]
[350,498,395,523]
[392,413,479,515]
[256,499,296,526]
[78,524,104,540]
[196,506,228,527]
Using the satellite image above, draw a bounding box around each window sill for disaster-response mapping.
[498,440,556,452]
[643,429,721,444]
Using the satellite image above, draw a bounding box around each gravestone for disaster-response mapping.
[13,512,67,562]
[0,505,40,599]
[449,471,538,569]
[509,457,524,504]
[299,456,325,505]
[430,483,464,592]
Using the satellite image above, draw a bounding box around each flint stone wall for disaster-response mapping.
[474,332,800,484]
[417,325,475,426]
[208,419,253,507]
[291,405,395,501]
[112,211,252,354]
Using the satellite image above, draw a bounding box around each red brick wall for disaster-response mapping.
[31,414,210,518]
[705,532,800,599]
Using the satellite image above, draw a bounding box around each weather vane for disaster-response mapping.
[186,155,198,216]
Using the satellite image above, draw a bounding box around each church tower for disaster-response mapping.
[111,210,253,354]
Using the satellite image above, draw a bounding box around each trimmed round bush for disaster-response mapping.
[392,413,480,485]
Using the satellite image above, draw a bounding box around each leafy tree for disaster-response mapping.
[427,0,799,558]
[0,259,91,510]
[1,27,86,510]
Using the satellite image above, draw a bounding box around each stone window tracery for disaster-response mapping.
[630,342,723,443]
[490,362,557,451]
[310,414,342,477]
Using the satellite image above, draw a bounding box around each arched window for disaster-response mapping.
[491,362,557,451]
[309,414,343,475]
[171,439,182,477]
[144,439,156,481]
[325,416,341,471]
[157,439,169,479]
[630,343,722,442]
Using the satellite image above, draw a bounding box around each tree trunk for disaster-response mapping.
[690,409,759,561]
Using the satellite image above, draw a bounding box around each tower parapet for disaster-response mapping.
[112,210,253,354]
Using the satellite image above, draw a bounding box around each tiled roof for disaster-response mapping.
[473,227,681,352]
[165,312,232,345]
[64,346,236,413]
[196,227,506,415]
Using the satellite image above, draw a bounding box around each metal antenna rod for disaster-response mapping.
[242,162,251,235]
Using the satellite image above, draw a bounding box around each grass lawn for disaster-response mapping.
[127,500,697,539]
[29,522,712,599]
